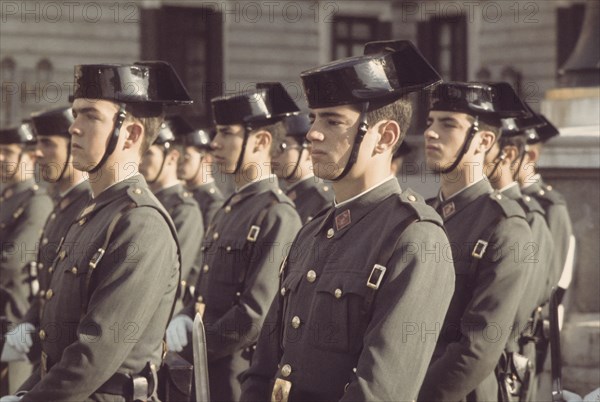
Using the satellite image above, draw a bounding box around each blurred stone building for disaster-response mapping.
[1,0,598,396]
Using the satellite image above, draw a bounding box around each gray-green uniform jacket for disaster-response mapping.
[521,175,573,293]
[241,178,455,402]
[180,177,301,402]
[420,179,532,402]
[155,183,203,285]
[19,175,180,402]
[189,181,224,227]
[285,176,333,224]
[22,180,92,361]
[1,179,53,320]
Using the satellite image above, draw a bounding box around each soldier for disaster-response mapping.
[271,113,333,223]
[517,115,575,389]
[418,82,533,402]
[176,120,224,227]
[518,116,574,300]
[241,40,456,402]
[0,122,53,395]
[2,107,91,369]
[484,111,555,401]
[3,61,192,401]
[166,82,302,401]
[0,122,53,322]
[140,117,204,300]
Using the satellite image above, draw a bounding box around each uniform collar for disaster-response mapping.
[155,183,184,197]
[235,174,277,193]
[58,180,91,211]
[189,180,215,190]
[316,177,400,239]
[285,174,315,192]
[499,182,521,199]
[521,173,542,191]
[78,174,147,220]
[433,178,493,221]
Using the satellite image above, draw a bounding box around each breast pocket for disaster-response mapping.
[307,272,369,354]
[210,236,249,285]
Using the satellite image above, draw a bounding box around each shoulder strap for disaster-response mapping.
[80,202,136,317]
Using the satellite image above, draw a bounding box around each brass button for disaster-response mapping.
[48,267,54,274]
[42,238,49,245]
[408,194,417,202]
[539,190,545,196]
[39,290,46,298]
[546,185,553,190]
[183,191,190,197]
[78,218,86,226]
[181,280,187,287]
[226,246,232,252]
[334,288,343,299]
[235,291,241,297]
[352,367,357,373]
[281,364,292,377]
[524,196,531,202]
[326,228,334,239]
[306,270,317,283]
[209,188,215,194]
[197,295,204,302]
[38,262,44,269]
[50,213,56,220]
[33,184,39,191]
[495,194,502,200]
[291,316,301,329]
[39,329,46,340]
[280,287,286,296]
[213,232,219,240]
[46,289,54,300]
[224,206,232,213]
[133,188,142,194]
[277,189,283,194]
[323,186,329,192]
[71,267,78,274]
[58,250,66,260]
[203,264,209,273]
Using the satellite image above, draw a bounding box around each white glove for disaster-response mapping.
[0,394,23,401]
[1,341,28,363]
[583,387,600,402]
[563,390,583,402]
[6,322,35,354]
[166,315,193,352]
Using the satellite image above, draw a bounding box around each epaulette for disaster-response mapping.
[489,191,527,219]
[175,189,198,207]
[521,194,545,216]
[126,185,157,208]
[399,188,444,227]
[535,185,567,206]
[267,187,295,207]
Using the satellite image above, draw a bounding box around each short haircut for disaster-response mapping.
[250,120,287,158]
[364,96,413,153]
[124,103,165,155]
[466,115,501,138]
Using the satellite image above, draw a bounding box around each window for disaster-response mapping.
[1,57,17,127]
[141,6,223,126]
[332,16,391,59]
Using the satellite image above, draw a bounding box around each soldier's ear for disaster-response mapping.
[122,120,143,151]
[374,120,399,155]
[252,129,272,153]
[476,130,496,154]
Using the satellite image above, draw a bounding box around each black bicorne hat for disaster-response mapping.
[70,61,193,104]
[301,40,442,110]
[185,129,212,150]
[212,82,300,128]
[283,113,311,141]
[30,106,73,138]
[0,121,36,145]
[501,103,547,139]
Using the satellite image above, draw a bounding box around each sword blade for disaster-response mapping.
[193,312,210,402]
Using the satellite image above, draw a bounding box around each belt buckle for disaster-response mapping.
[471,239,488,259]
[271,378,292,402]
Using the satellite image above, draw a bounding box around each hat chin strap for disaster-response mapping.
[283,142,308,181]
[88,105,127,174]
[330,103,369,182]
[512,146,527,182]
[440,116,479,175]
[146,144,170,185]
[47,140,71,184]
[232,125,252,175]
[5,151,23,181]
